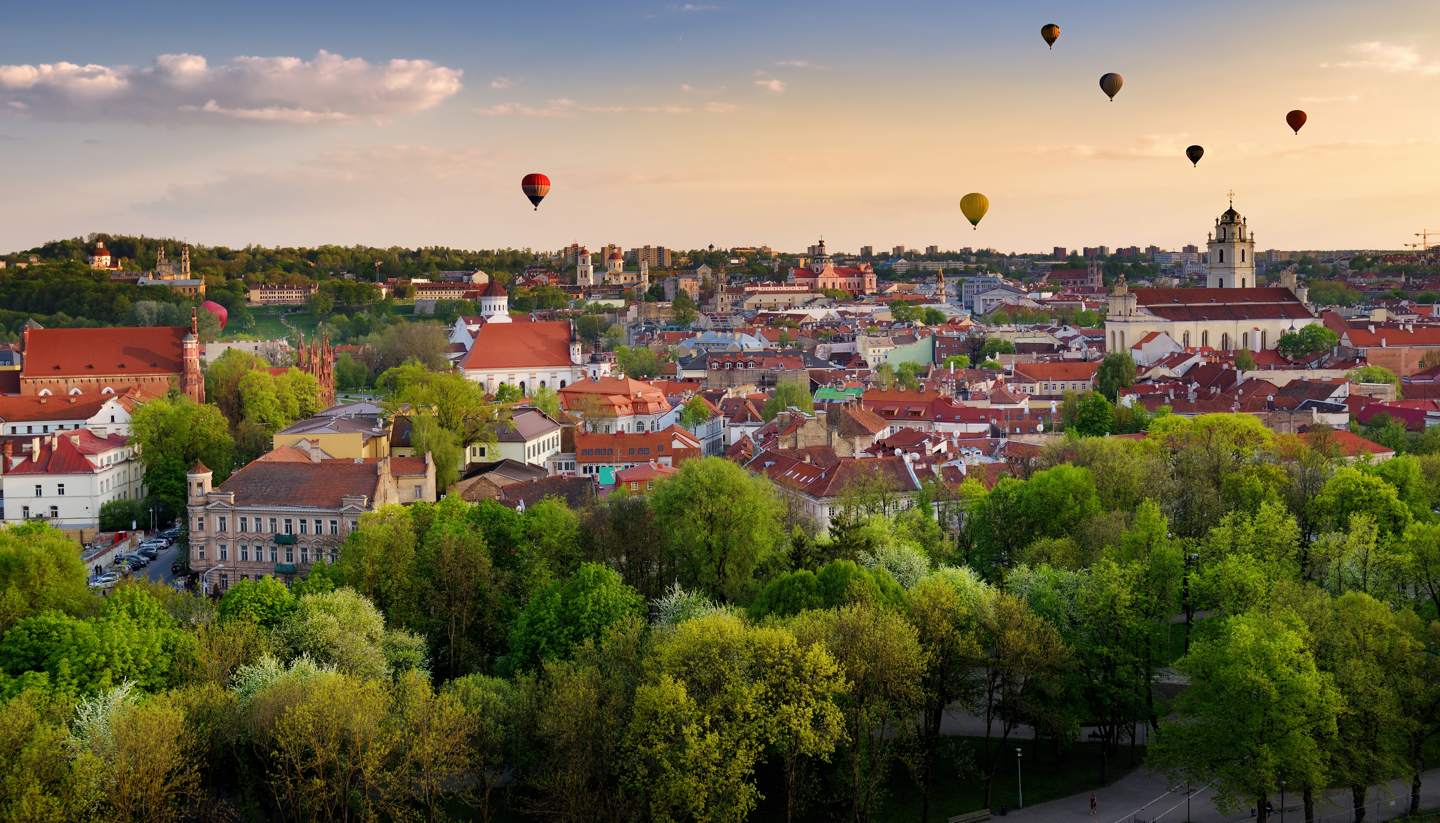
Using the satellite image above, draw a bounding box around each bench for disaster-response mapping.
[947,811,991,823]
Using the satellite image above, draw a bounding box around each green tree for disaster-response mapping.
[942,354,971,370]
[1095,352,1137,400]
[507,563,644,669]
[672,290,699,327]
[216,576,297,629]
[1065,391,1115,436]
[1152,611,1339,821]
[1347,365,1402,398]
[1315,467,1412,539]
[1276,324,1339,360]
[614,345,663,379]
[651,458,785,601]
[0,522,92,632]
[678,395,714,429]
[99,499,146,532]
[761,382,814,421]
[275,588,399,680]
[334,351,370,391]
[131,394,235,513]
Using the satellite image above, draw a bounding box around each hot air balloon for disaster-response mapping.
[1041,23,1061,50]
[1099,73,1124,101]
[1286,110,1307,135]
[959,193,989,230]
[521,173,551,210]
[1186,145,1205,167]
[199,300,228,331]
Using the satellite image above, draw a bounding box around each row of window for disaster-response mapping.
[195,515,345,535]
[202,543,337,565]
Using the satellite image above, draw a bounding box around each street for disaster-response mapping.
[144,538,183,586]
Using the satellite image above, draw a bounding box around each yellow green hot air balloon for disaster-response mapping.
[960,193,989,229]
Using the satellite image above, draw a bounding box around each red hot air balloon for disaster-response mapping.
[1286,110,1307,135]
[521,173,551,210]
[199,300,228,331]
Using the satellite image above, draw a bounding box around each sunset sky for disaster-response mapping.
[1,0,1438,254]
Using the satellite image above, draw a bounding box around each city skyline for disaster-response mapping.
[1,0,1437,253]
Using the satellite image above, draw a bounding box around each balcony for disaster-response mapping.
[275,534,297,545]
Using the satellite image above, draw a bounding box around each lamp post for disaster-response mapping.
[1016,747,1024,809]
[1279,779,1285,823]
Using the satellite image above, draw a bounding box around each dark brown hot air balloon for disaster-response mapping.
[1041,23,1060,50]
[521,173,551,210]
[1186,145,1204,167]
[1286,109,1307,135]
[1099,73,1124,101]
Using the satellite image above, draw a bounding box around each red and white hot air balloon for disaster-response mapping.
[521,173,551,210]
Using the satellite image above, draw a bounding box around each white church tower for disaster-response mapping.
[576,247,594,286]
[1206,195,1256,289]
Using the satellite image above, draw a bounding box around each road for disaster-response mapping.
[143,537,184,587]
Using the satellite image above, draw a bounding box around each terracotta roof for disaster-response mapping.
[460,319,574,370]
[1131,287,1314,322]
[497,475,598,510]
[479,279,508,298]
[22,326,187,378]
[0,394,119,422]
[1012,361,1101,383]
[1301,427,1394,458]
[216,457,383,508]
[749,451,920,499]
[615,462,678,483]
[390,456,428,476]
[573,425,701,464]
[5,430,128,475]
[558,376,671,416]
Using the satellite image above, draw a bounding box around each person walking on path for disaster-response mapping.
[1089,792,1097,817]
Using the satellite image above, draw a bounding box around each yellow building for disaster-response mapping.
[271,403,391,460]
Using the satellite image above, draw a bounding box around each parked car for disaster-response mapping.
[171,560,187,576]
[88,572,119,588]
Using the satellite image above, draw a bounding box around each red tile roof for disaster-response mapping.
[1132,287,1314,322]
[0,394,124,422]
[573,425,702,465]
[1012,361,1100,383]
[217,455,384,508]
[460,319,574,370]
[22,326,187,378]
[5,430,128,475]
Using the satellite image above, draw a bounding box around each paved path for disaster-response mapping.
[994,765,1440,823]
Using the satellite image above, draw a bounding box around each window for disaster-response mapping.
[329,549,338,564]
[283,518,293,535]
[414,484,423,498]
[269,546,278,563]
[1241,249,1246,263]
[194,517,204,532]
[239,516,248,532]
[268,517,276,533]
[329,519,339,536]
[56,484,64,497]
[313,519,322,535]
[240,545,250,562]
[21,506,29,519]
[49,506,58,519]
[1218,248,1224,263]
[33,484,41,497]
[218,516,227,533]
[219,544,228,561]
[198,546,206,560]
[299,519,307,535]
[300,548,309,565]
[285,546,295,563]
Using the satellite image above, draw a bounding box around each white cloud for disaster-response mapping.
[1026,133,1192,161]
[477,97,736,117]
[753,78,786,94]
[775,60,824,69]
[1322,42,1440,75]
[673,3,720,12]
[1298,94,1361,103]
[489,76,514,90]
[0,50,463,124]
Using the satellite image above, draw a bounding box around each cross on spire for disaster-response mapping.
[1226,189,1236,207]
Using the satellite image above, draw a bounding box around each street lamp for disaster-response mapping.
[1015,747,1024,809]
[1279,779,1286,823]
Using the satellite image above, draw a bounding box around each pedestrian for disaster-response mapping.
[1089,791,1097,817]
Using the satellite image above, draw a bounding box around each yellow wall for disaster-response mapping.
[272,432,389,460]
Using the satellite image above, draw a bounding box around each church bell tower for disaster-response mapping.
[1206,194,1255,289]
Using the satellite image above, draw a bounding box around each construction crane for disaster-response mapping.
[1407,229,1439,254]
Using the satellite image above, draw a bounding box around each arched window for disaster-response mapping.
[1221,333,1231,351]
[1201,331,1209,348]
[1241,249,1246,263]
[1242,332,1250,350]
[1261,330,1268,350]
[38,388,52,397]
[1183,331,1191,348]
[1218,248,1225,263]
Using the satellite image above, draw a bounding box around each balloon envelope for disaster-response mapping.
[1286,109,1307,134]
[1099,72,1124,101]
[959,193,989,229]
[1041,23,1060,49]
[199,300,228,331]
[521,173,551,210]
[1186,145,1204,167]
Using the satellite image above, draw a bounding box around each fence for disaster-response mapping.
[1113,783,1424,823]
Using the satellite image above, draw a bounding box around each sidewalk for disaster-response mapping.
[994,765,1440,823]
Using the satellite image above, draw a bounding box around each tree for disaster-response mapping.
[531,385,562,418]
[334,351,370,391]
[614,345,663,379]
[1315,467,1412,539]
[275,588,397,680]
[1096,352,1137,400]
[1276,324,1339,361]
[678,395,714,429]
[507,563,643,669]
[942,354,971,370]
[651,458,785,601]
[0,522,92,633]
[980,338,1015,360]
[368,321,452,371]
[410,413,463,489]
[217,576,297,628]
[494,383,524,403]
[1152,611,1339,822]
[1065,391,1115,436]
[204,347,269,424]
[376,363,503,447]
[672,290,699,327]
[762,382,814,421]
[99,498,146,532]
[1235,348,1257,370]
[1347,365,1402,398]
[131,393,235,513]
[0,688,104,821]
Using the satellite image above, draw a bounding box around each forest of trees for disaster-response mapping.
[4,414,1440,821]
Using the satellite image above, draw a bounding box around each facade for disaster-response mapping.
[1,430,144,532]
[248,283,318,306]
[0,394,134,437]
[186,447,430,591]
[1010,361,1101,398]
[295,336,336,407]
[1105,202,1318,354]
[273,403,391,459]
[572,425,701,480]
[745,450,921,535]
[788,239,877,294]
[19,317,204,402]
[459,318,605,395]
[558,376,674,433]
[465,408,563,467]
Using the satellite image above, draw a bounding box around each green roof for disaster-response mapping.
[814,387,864,402]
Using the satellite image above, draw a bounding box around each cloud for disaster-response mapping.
[1322,42,1440,75]
[489,76,513,90]
[477,97,736,117]
[774,60,824,69]
[0,50,463,124]
[1026,133,1193,161]
[753,78,786,94]
[1298,93,1361,104]
[673,3,720,11]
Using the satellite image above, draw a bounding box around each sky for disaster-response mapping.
[1,0,1438,255]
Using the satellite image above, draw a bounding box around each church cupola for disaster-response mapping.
[810,237,831,274]
[1206,194,1256,289]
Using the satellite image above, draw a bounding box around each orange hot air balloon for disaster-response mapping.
[521,173,551,210]
[959,193,989,230]
[1286,109,1307,135]
[1099,73,1124,101]
[1185,145,1204,167]
[1041,23,1061,49]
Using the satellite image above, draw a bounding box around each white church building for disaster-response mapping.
[1105,200,1318,354]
